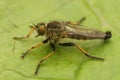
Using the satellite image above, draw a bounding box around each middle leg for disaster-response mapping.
[34,42,55,75]
[21,38,48,59]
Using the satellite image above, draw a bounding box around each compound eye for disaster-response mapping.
[39,25,45,32]
[38,25,45,35]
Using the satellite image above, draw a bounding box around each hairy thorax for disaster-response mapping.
[45,21,66,43]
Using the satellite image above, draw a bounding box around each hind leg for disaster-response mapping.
[64,17,86,26]
[59,42,104,61]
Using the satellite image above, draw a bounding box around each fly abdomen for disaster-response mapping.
[65,24,112,40]
[67,31,112,40]
[104,31,112,40]
[68,34,97,40]
[68,34,89,40]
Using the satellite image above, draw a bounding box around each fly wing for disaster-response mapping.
[64,25,106,40]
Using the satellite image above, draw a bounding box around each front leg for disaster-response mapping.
[13,27,35,40]
[58,42,104,61]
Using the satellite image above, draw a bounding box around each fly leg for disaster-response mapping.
[35,43,55,75]
[76,17,86,25]
[21,39,48,59]
[65,17,86,26]
[13,27,35,40]
[58,42,104,61]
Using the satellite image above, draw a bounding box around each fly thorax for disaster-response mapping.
[46,21,66,43]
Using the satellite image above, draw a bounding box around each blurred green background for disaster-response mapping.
[0,0,120,80]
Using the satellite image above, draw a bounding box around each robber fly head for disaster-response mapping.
[32,22,46,37]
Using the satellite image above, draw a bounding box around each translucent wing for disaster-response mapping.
[64,24,106,40]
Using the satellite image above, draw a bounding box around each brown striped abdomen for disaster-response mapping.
[67,31,111,40]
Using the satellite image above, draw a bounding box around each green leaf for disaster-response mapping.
[0,0,119,80]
